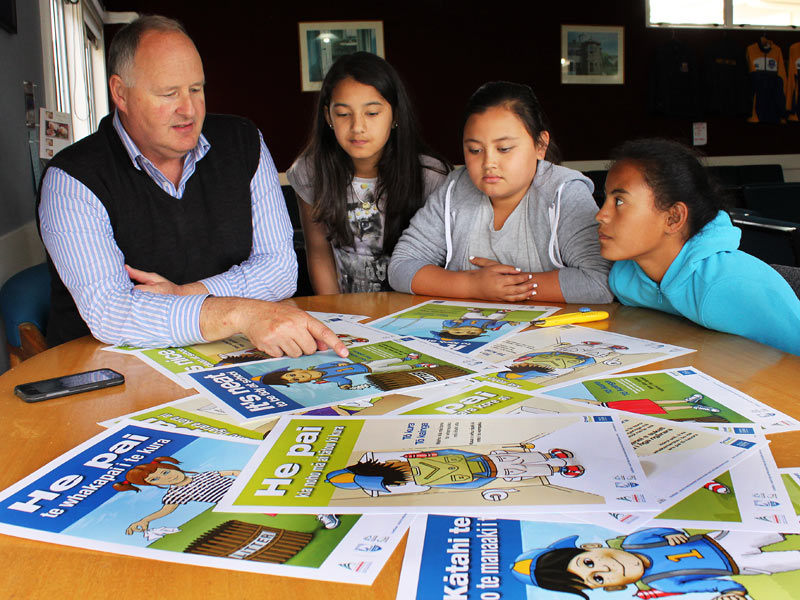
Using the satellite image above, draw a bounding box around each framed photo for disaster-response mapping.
[298,20,385,92]
[561,25,624,85]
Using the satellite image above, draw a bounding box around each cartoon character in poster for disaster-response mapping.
[510,527,800,599]
[581,393,721,415]
[336,333,369,346]
[115,456,341,535]
[217,349,271,365]
[496,341,630,381]
[252,355,436,391]
[326,442,584,501]
[114,456,240,535]
[431,308,520,342]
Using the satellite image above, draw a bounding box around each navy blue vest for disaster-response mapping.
[39,113,259,345]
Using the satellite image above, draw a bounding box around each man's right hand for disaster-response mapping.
[202,297,348,359]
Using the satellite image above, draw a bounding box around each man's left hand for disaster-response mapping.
[126,264,207,296]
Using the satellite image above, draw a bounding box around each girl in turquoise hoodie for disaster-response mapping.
[596,138,800,355]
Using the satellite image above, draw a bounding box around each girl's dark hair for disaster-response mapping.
[609,138,728,238]
[300,52,450,252]
[533,548,590,599]
[462,81,561,164]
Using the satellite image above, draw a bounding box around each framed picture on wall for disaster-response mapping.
[298,20,385,92]
[561,25,624,84]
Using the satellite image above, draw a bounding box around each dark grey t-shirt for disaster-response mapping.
[287,155,447,293]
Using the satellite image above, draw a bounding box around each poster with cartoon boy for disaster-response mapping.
[511,526,800,600]
[476,325,693,391]
[398,515,800,600]
[187,339,495,422]
[325,443,586,501]
[368,300,559,354]
[216,414,653,515]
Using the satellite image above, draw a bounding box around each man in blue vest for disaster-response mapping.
[38,15,345,359]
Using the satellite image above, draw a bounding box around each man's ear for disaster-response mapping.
[666,202,689,234]
[604,585,627,592]
[109,74,128,112]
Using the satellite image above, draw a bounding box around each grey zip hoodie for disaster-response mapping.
[388,162,613,303]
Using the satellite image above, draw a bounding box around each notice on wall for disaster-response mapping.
[39,107,72,159]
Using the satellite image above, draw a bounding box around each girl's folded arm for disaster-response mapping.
[388,187,450,293]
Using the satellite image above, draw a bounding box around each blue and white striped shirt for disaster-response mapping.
[39,111,297,348]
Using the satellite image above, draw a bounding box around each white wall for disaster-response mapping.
[563,154,800,182]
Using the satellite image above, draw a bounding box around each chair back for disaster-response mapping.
[771,264,800,299]
[730,211,800,267]
[281,185,313,297]
[741,182,800,223]
[0,262,51,365]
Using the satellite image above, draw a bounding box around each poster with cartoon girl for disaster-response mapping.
[0,422,410,584]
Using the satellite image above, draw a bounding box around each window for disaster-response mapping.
[647,0,800,29]
[39,0,110,142]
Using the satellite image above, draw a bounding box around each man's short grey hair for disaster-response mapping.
[107,15,190,83]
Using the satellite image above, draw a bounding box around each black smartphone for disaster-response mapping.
[14,368,125,403]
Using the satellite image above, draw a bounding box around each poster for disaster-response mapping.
[780,468,800,522]
[186,337,496,422]
[368,300,560,354]
[398,514,800,599]
[0,422,409,585]
[216,414,654,515]
[99,394,275,440]
[106,318,395,388]
[391,382,764,509]
[539,367,800,432]
[473,325,694,392]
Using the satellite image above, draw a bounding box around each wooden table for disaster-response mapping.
[1,292,799,599]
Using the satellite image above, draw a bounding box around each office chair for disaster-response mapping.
[281,185,313,297]
[0,262,51,367]
[771,264,800,299]
[741,182,800,223]
[737,164,784,185]
[708,164,783,210]
[729,211,800,267]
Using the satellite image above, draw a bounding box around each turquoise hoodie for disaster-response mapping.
[609,211,800,355]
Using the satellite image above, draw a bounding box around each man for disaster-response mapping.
[38,15,345,359]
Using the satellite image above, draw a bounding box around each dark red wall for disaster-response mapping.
[103,1,800,170]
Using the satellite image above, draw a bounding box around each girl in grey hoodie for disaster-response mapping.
[388,82,612,304]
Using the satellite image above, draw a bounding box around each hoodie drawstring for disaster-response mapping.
[443,180,455,270]
[547,182,566,268]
